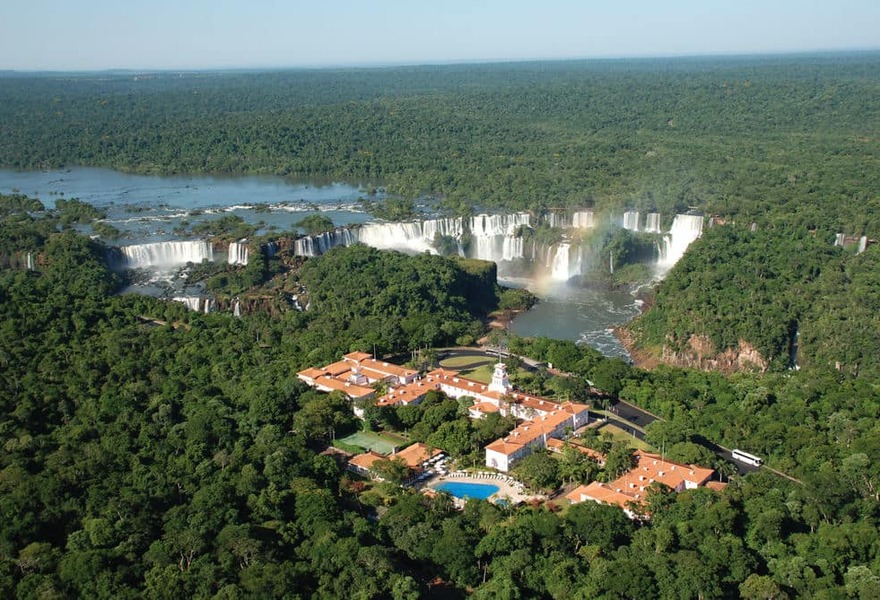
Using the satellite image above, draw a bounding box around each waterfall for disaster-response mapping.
[609,251,614,274]
[112,240,213,270]
[25,252,35,271]
[788,324,800,371]
[834,233,846,247]
[858,236,868,253]
[358,217,463,253]
[501,236,524,261]
[468,213,530,262]
[264,241,280,257]
[623,211,640,232]
[228,240,249,266]
[173,296,204,311]
[659,214,704,270]
[293,229,356,257]
[545,212,569,229]
[644,213,661,234]
[292,213,529,263]
[571,211,595,229]
[549,244,573,281]
[469,213,530,237]
[233,300,241,318]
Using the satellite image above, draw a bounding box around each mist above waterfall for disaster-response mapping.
[290,210,704,284]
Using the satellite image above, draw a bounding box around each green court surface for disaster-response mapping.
[338,431,400,454]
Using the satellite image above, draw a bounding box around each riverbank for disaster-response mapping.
[613,325,661,370]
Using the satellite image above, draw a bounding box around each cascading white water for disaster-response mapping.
[468,213,530,262]
[173,296,204,311]
[571,211,595,229]
[114,241,213,270]
[550,244,571,281]
[293,229,356,256]
[233,300,241,317]
[659,214,704,270]
[469,213,530,237]
[623,211,640,232]
[25,252,35,271]
[545,212,569,229]
[422,217,465,240]
[834,233,846,247]
[644,213,661,234]
[228,240,249,266]
[502,236,524,261]
[358,217,464,253]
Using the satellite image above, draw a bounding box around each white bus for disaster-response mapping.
[731,449,763,467]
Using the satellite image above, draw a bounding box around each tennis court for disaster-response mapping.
[338,431,400,454]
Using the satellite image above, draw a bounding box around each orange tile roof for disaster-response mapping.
[314,375,375,399]
[323,360,355,377]
[297,367,327,381]
[545,438,606,464]
[359,358,418,379]
[486,409,580,457]
[567,453,717,515]
[566,481,640,510]
[485,438,525,455]
[395,443,442,468]
[348,451,386,471]
[343,353,418,380]
[705,481,728,491]
[471,401,501,414]
[629,452,715,489]
[376,382,435,407]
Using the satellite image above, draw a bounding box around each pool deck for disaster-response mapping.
[421,471,539,505]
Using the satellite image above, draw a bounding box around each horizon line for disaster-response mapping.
[3,46,879,75]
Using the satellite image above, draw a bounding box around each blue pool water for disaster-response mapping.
[434,482,499,500]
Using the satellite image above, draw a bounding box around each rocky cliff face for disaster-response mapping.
[659,335,768,373]
[618,328,769,373]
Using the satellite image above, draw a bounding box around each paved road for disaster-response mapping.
[597,413,648,442]
[608,398,658,429]
[607,399,765,476]
[409,347,784,480]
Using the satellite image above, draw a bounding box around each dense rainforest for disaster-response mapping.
[1,54,879,231]
[1,54,880,597]
[629,223,880,378]
[2,54,878,371]
[2,196,880,598]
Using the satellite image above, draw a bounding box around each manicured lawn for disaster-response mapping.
[439,355,494,369]
[460,364,494,383]
[338,430,402,454]
[597,423,655,452]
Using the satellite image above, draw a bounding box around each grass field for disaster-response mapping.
[439,355,494,369]
[460,364,494,383]
[338,431,401,454]
[598,424,655,452]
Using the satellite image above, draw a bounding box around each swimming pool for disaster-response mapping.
[434,482,499,500]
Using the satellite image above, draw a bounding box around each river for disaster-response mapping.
[1,167,640,358]
[0,167,376,241]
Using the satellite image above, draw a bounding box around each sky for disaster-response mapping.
[2,0,879,71]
